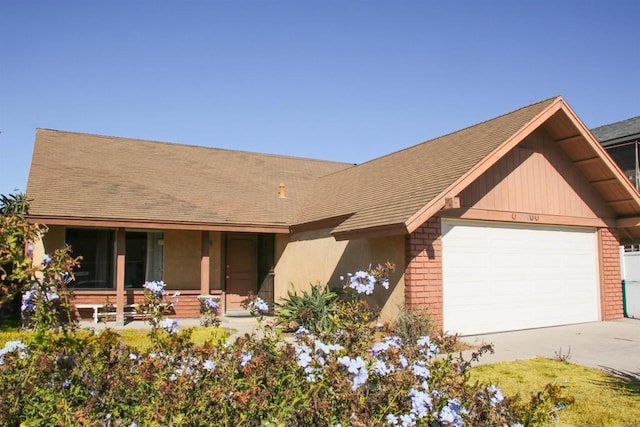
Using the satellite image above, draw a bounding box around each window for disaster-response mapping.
[65,228,164,289]
[66,228,115,288]
[607,142,639,189]
[125,231,164,288]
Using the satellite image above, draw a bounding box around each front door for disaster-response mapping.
[225,233,258,310]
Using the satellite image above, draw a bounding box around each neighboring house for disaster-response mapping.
[25,96,640,335]
[591,116,640,191]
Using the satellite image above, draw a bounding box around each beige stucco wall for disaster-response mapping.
[274,228,405,322]
[42,225,65,254]
[164,230,222,290]
[163,230,199,289]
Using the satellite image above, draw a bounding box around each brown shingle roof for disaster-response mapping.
[294,97,559,235]
[26,130,353,228]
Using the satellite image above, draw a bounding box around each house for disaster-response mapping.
[591,116,640,191]
[25,96,640,335]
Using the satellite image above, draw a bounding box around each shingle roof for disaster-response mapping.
[591,116,640,147]
[30,96,631,238]
[26,130,353,228]
[294,97,559,235]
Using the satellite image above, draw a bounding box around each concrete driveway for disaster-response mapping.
[460,318,640,379]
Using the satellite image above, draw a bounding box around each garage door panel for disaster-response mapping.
[442,220,599,335]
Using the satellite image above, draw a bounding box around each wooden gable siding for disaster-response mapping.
[456,129,614,223]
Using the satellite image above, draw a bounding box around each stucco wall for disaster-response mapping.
[274,228,405,322]
[42,225,65,253]
[163,230,201,289]
[164,230,222,291]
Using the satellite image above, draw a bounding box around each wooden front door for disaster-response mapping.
[225,233,258,310]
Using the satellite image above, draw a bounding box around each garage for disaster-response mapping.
[441,220,600,335]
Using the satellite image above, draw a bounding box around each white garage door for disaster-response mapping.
[442,220,600,335]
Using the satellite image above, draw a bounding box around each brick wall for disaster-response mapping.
[599,227,623,320]
[404,217,443,327]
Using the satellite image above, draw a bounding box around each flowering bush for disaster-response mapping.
[1,193,80,332]
[241,294,270,317]
[0,319,572,425]
[198,295,221,327]
[0,248,572,425]
[20,247,79,337]
[342,262,395,296]
[138,280,179,331]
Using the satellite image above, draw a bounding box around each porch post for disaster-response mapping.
[116,228,126,327]
[200,231,210,296]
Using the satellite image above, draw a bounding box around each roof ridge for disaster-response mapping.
[349,96,560,168]
[36,128,353,166]
[591,115,640,132]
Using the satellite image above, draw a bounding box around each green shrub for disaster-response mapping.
[393,306,437,344]
[275,282,339,334]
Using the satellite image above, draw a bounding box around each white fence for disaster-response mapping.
[620,247,640,318]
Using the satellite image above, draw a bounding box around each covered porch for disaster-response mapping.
[39,220,286,325]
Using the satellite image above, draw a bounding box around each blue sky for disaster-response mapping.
[1,1,638,196]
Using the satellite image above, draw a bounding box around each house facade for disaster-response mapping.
[26,97,640,334]
[592,116,640,191]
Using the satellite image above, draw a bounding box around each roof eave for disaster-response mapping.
[26,215,291,234]
[330,223,408,241]
[404,97,566,234]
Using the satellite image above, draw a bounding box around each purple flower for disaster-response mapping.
[21,288,37,313]
[338,356,368,391]
[408,388,432,418]
[371,336,402,356]
[203,359,216,371]
[249,297,269,314]
[0,340,28,365]
[204,298,220,311]
[439,399,464,426]
[417,335,440,357]
[410,362,430,379]
[295,344,313,368]
[143,280,167,298]
[241,350,252,367]
[487,384,504,405]
[373,358,394,376]
[160,318,178,334]
[399,414,416,426]
[386,413,399,425]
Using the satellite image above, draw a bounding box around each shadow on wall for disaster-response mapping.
[326,237,405,318]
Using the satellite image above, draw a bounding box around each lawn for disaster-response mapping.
[0,326,230,351]
[470,357,640,426]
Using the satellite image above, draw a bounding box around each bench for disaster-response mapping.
[76,303,145,323]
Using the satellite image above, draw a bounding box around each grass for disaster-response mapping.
[470,357,640,426]
[0,326,230,351]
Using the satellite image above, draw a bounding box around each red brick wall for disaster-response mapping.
[599,228,623,320]
[404,217,443,327]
